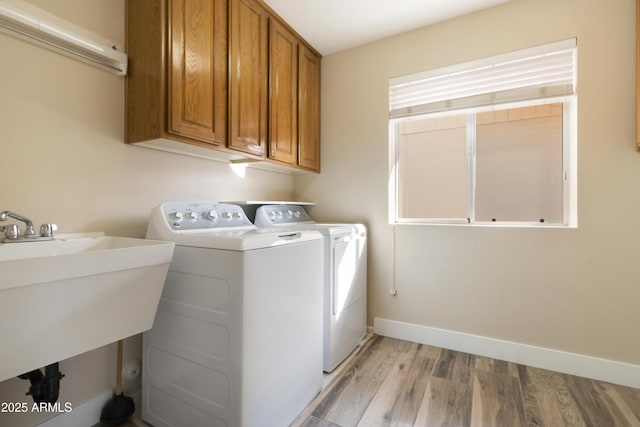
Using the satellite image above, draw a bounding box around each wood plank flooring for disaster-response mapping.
[292,335,640,427]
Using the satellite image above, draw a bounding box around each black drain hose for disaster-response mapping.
[18,363,64,404]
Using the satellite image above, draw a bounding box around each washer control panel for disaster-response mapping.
[254,205,313,227]
[161,202,253,230]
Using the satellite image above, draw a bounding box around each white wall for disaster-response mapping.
[295,0,640,369]
[0,1,293,425]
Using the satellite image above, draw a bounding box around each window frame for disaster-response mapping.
[388,39,578,228]
[388,96,577,227]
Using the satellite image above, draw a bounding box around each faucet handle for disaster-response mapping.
[39,223,58,238]
[40,223,58,238]
[4,224,20,239]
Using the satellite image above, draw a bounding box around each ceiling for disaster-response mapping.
[263,0,512,55]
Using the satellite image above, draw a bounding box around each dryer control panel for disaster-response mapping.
[254,205,313,227]
[160,202,253,230]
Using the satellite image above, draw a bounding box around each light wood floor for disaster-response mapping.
[292,335,640,427]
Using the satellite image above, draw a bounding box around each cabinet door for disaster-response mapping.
[229,0,268,156]
[168,0,227,145]
[298,44,321,171]
[269,20,298,165]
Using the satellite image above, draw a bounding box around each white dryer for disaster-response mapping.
[144,202,324,427]
[254,204,367,373]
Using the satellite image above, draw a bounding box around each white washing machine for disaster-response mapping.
[254,204,367,373]
[143,202,324,427]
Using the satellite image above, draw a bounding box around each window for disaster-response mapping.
[389,39,577,226]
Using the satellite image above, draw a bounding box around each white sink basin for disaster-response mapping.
[0,232,174,382]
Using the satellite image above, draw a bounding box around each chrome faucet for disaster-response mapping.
[0,210,35,237]
[0,210,56,242]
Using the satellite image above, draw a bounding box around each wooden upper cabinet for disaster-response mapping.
[126,0,321,171]
[269,19,299,165]
[126,0,227,147]
[229,0,268,157]
[168,0,227,145]
[298,44,321,171]
[268,18,321,172]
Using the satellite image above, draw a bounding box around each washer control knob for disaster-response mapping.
[206,210,218,221]
[294,210,301,218]
[232,211,242,220]
[286,209,294,218]
[169,212,183,222]
[221,212,232,220]
[185,211,198,221]
[276,211,283,219]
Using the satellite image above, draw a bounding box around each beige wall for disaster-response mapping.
[0,1,293,425]
[295,0,640,369]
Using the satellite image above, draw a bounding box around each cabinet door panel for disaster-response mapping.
[168,0,227,145]
[298,45,321,171]
[229,0,268,156]
[269,20,298,164]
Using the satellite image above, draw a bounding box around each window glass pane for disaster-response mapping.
[398,114,467,219]
[475,104,563,223]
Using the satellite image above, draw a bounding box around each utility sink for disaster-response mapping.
[0,232,174,382]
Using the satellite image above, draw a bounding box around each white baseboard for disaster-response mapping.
[373,317,640,389]
[38,390,142,427]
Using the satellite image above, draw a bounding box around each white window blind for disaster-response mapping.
[389,38,576,118]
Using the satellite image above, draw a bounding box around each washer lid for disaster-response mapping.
[155,228,323,251]
[252,222,364,237]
